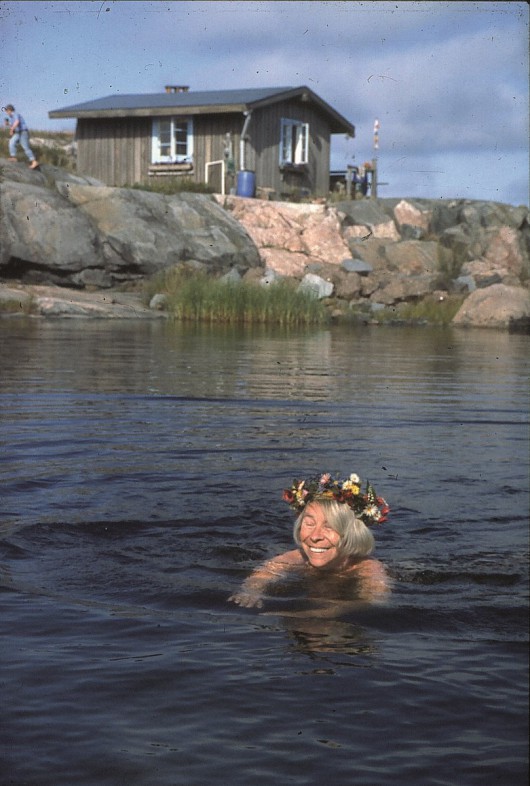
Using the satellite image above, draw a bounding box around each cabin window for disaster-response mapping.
[152,117,194,163]
[279,118,309,166]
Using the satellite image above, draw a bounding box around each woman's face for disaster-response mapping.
[299,502,345,570]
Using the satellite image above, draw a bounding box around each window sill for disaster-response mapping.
[149,163,193,176]
[279,163,307,174]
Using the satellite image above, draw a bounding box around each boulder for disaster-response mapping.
[299,209,352,262]
[58,185,261,279]
[336,200,400,241]
[460,259,513,288]
[0,162,261,288]
[298,273,334,299]
[220,196,351,267]
[0,180,105,284]
[342,258,373,274]
[258,247,310,277]
[383,240,439,275]
[484,225,528,279]
[346,238,388,270]
[393,199,432,234]
[375,274,439,305]
[453,275,477,293]
[452,284,530,328]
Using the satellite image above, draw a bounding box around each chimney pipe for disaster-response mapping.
[165,85,190,94]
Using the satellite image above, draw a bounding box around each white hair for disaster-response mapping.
[293,498,375,558]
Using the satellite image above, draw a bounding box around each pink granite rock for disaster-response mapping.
[452,284,530,328]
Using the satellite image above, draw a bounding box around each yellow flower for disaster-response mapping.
[342,478,360,494]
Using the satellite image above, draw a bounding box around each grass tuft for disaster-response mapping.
[144,268,328,325]
[369,295,465,325]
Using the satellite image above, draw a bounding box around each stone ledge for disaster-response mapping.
[0,284,167,319]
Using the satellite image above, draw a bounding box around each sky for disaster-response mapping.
[1,0,528,205]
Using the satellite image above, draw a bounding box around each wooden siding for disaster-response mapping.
[249,99,331,197]
[193,114,243,194]
[75,97,332,195]
[77,117,151,186]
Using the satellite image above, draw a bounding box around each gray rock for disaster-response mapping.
[220,268,242,283]
[384,240,439,275]
[453,275,476,293]
[335,200,394,228]
[341,258,373,274]
[149,293,168,310]
[399,224,425,240]
[0,160,261,288]
[298,273,334,299]
[259,268,283,286]
[0,180,104,277]
[375,273,438,305]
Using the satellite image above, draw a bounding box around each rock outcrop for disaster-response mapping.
[1,158,528,327]
[218,193,529,328]
[452,284,530,329]
[0,159,260,288]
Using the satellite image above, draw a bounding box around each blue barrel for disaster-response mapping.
[236,170,256,198]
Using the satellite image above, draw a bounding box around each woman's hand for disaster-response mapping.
[228,590,264,609]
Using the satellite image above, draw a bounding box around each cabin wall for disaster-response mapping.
[75,101,332,195]
[76,118,150,186]
[249,100,331,197]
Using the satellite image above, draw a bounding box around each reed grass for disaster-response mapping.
[369,295,465,325]
[145,268,328,325]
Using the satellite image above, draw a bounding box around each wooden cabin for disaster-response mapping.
[49,86,355,198]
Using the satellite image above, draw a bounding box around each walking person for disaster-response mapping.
[3,104,39,169]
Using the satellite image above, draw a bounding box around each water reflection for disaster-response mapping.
[283,616,377,658]
[1,320,527,403]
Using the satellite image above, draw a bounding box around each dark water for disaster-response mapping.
[1,319,528,786]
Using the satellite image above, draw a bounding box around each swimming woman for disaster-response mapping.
[229,472,390,612]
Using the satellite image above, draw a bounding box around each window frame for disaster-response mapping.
[151,117,194,164]
[279,118,309,167]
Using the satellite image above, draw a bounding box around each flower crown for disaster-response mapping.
[282,472,389,526]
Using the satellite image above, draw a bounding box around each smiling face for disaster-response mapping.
[298,502,347,570]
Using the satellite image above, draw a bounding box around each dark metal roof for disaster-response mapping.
[49,86,355,135]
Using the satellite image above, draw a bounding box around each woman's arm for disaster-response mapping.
[262,559,391,619]
[354,558,391,601]
[229,549,301,608]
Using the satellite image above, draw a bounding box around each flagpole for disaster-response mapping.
[371,118,379,199]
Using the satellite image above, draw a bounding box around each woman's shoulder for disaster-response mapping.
[350,557,387,575]
[268,549,304,568]
[348,557,388,581]
[350,558,390,598]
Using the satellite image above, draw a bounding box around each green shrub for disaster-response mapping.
[144,268,328,325]
[129,178,216,196]
[0,294,37,315]
[369,295,465,325]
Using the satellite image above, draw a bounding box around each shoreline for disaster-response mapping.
[0,282,166,320]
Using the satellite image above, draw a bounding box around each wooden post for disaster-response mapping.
[346,165,353,199]
[371,119,380,200]
[371,157,377,199]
